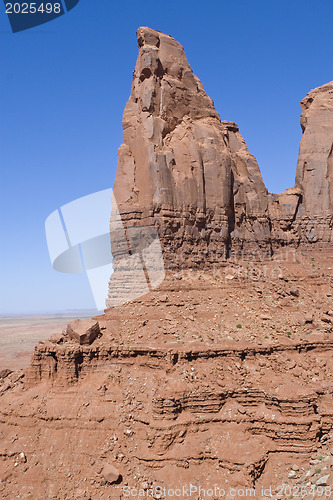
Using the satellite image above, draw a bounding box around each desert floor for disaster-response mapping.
[0,313,94,371]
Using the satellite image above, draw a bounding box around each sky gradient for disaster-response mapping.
[1,0,332,313]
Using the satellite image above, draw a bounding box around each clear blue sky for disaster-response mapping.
[0,0,332,314]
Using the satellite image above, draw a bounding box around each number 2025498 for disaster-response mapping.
[5,3,62,14]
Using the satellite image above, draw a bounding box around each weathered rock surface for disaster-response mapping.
[270,82,333,246]
[112,27,272,273]
[110,27,333,285]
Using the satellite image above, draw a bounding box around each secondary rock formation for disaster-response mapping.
[269,82,333,247]
[296,82,333,217]
[111,27,333,280]
[295,82,333,238]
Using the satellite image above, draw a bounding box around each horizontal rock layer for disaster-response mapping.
[2,335,332,492]
[1,256,333,497]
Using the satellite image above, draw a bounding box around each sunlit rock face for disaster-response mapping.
[111,27,333,280]
[111,26,272,271]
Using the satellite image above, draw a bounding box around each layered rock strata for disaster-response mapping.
[1,254,333,498]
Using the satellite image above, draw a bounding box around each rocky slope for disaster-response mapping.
[1,250,333,499]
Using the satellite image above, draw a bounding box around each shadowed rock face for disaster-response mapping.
[111,27,332,277]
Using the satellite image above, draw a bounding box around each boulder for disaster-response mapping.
[49,333,64,344]
[304,313,313,324]
[66,319,100,345]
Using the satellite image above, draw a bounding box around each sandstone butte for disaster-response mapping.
[0,27,332,499]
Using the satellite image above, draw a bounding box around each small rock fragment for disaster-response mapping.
[0,369,12,379]
[315,474,330,485]
[49,333,64,344]
[290,287,300,297]
[304,313,313,324]
[15,452,26,465]
[102,464,121,484]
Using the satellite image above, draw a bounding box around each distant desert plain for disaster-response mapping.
[0,313,94,371]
